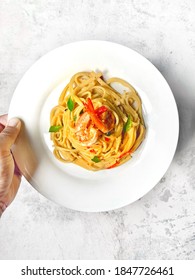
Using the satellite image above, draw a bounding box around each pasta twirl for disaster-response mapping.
[49,71,146,171]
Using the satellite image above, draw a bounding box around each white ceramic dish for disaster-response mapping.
[8,40,179,212]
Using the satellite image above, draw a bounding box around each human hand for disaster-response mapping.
[0,114,21,216]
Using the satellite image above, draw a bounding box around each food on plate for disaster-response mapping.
[49,71,146,170]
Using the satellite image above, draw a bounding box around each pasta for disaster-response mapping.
[49,71,146,171]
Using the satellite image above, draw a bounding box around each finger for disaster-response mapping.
[0,123,5,133]
[0,118,21,197]
[0,174,21,215]
[3,174,21,206]
[0,153,14,197]
[0,114,7,133]
[0,114,8,126]
[0,118,21,155]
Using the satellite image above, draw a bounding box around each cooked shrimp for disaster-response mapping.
[84,98,115,133]
[75,112,99,146]
[99,110,115,132]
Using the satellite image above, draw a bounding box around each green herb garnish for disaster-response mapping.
[67,97,74,111]
[73,115,77,122]
[123,116,132,133]
[49,125,62,132]
[91,156,101,163]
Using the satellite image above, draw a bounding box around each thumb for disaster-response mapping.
[0,118,21,154]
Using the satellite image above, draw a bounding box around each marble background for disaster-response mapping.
[0,0,195,260]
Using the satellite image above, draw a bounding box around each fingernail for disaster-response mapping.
[8,118,20,127]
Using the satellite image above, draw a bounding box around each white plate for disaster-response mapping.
[8,41,179,212]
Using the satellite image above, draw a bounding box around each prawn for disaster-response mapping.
[84,98,115,133]
[75,112,99,146]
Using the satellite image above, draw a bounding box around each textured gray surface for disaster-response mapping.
[0,0,195,259]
